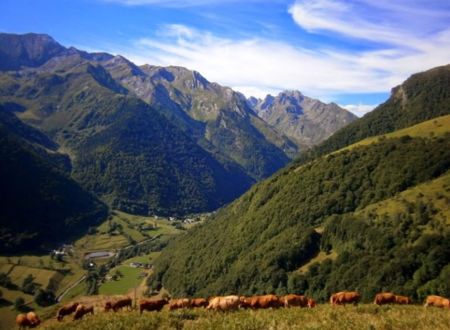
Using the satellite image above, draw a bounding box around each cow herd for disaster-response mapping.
[15,292,450,328]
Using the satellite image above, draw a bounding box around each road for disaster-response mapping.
[56,275,86,302]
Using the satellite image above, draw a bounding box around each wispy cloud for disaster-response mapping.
[289,0,450,48]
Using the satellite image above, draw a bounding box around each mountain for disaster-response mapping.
[296,64,450,163]
[0,32,356,216]
[0,51,252,216]
[99,60,299,180]
[149,65,450,301]
[251,90,357,148]
[0,109,107,253]
[0,33,66,71]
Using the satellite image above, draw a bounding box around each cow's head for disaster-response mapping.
[104,302,112,312]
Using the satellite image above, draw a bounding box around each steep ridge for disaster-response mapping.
[251,90,357,147]
[149,67,450,301]
[0,111,107,253]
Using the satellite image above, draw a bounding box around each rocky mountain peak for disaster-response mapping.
[0,33,66,70]
[250,90,357,147]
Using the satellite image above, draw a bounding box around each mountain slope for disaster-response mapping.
[0,111,107,253]
[102,62,298,180]
[0,50,252,215]
[251,90,357,147]
[149,68,450,300]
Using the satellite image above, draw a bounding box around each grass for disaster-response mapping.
[341,114,450,152]
[97,251,163,296]
[8,265,59,289]
[41,305,450,330]
[357,171,450,225]
[99,265,145,295]
[62,280,87,303]
[296,251,338,274]
[124,252,161,265]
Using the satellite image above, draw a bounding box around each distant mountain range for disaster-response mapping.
[250,90,356,148]
[150,64,450,301]
[0,32,356,221]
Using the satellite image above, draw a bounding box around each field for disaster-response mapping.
[41,305,450,330]
[99,265,144,295]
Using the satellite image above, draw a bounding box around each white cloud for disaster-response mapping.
[288,0,449,48]
[111,23,449,103]
[340,104,377,117]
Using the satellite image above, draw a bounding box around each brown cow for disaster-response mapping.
[373,292,396,305]
[240,295,281,309]
[307,298,316,308]
[16,312,40,329]
[280,294,309,308]
[191,298,208,308]
[424,295,450,308]
[395,295,412,305]
[206,295,241,311]
[139,298,169,314]
[330,291,360,306]
[73,304,94,320]
[26,312,40,327]
[57,302,79,321]
[16,314,31,329]
[169,298,191,310]
[105,297,132,312]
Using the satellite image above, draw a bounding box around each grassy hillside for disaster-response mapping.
[340,114,450,152]
[42,305,450,330]
[150,114,450,299]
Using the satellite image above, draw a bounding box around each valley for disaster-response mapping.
[0,29,448,330]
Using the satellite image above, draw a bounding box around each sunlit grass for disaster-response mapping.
[42,305,450,330]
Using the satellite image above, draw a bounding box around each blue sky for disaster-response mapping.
[1,0,449,116]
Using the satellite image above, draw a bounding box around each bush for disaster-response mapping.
[34,289,56,307]
[22,274,37,294]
